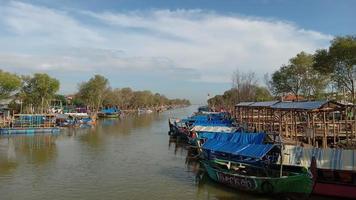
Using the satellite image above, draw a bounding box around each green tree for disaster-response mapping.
[21,73,60,112]
[0,70,21,100]
[254,86,273,101]
[77,74,109,111]
[313,36,356,103]
[271,52,326,99]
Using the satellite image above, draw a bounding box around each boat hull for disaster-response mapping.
[202,161,313,196]
[98,113,119,118]
[313,182,356,199]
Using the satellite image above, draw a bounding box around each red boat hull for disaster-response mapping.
[313,182,356,199]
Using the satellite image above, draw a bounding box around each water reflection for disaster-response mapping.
[0,134,58,176]
[99,113,161,135]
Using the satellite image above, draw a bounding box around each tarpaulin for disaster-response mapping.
[202,139,275,159]
[191,126,237,133]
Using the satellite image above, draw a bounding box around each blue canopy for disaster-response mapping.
[202,139,275,159]
[101,107,120,114]
[193,121,232,127]
[198,132,266,144]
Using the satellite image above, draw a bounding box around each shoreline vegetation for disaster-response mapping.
[208,35,356,110]
[0,72,190,115]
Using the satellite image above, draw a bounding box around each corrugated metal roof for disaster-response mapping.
[235,102,255,107]
[250,101,279,107]
[270,100,329,110]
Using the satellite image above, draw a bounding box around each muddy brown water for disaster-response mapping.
[0,106,336,200]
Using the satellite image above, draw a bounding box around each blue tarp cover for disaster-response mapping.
[198,132,265,144]
[193,121,232,127]
[101,107,120,114]
[202,139,275,159]
[270,100,329,110]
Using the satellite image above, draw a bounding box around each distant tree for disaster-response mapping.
[0,70,21,100]
[77,74,109,111]
[254,86,273,101]
[313,36,356,103]
[271,52,327,100]
[232,70,258,102]
[21,73,60,112]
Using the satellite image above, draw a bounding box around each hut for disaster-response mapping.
[235,100,355,148]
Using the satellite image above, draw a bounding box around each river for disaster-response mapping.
[0,106,334,200]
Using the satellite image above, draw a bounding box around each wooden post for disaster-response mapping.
[285,112,289,138]
[333,112,336,145]
[323,111,327,148]
[352,106,355,143]
[312,113,316,147]
[345,107,349,146]
[279,111,283,137]
[307,113,311,144]
[257,108,260,132]
[339,111,342,143]
[294,111,298,145]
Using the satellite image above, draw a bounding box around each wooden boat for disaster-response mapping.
[310,158,356,198]
[137,108,153,114]
[98,107,120,118]
[282,144,356,198]
[202,159,313,196]
[168,118,190,139]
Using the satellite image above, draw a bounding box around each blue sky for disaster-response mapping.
[0,0,354,103]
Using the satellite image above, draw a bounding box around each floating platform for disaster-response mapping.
[0,127,61,135]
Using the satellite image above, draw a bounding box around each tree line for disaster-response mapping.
[208,35,356,108]
[0,72,190,113]
[75,74,190,110]
[208,71,272,110]
[271,35,356,103]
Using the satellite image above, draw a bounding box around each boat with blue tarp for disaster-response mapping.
[200,136,313,197]
[168,109,235,139]
[98,107,120,118]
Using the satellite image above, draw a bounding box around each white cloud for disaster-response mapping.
[0,1,333,86]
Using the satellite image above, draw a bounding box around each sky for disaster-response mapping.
[0,0,355,104]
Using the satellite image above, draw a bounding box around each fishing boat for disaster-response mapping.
[188,126,239,146]
[199,135,313,197]
[168,118,190,139]
[282,145,356,198]
[202,159,313,196]
[168,110,234,140]
[138,108,153,114]
[57,113,96,127]
[0,114,60,135]
[98,107,120,118]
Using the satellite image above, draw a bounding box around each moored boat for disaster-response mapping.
[98,107,120,118]
[202,159,313,196]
